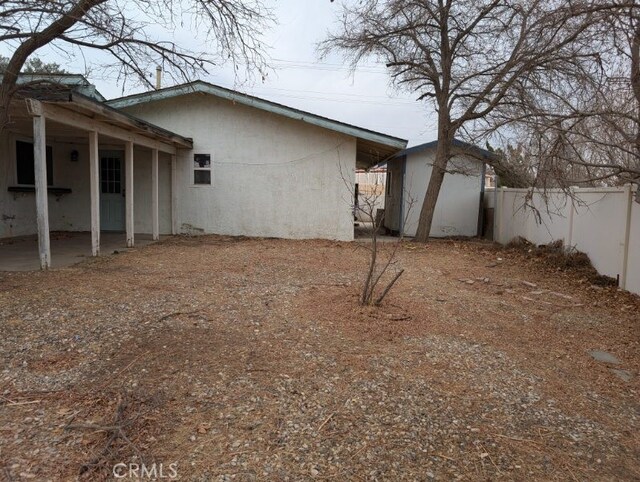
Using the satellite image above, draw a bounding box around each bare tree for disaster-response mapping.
[0,0,274,131]
[322,0,631,241]
[478,3,640,191]
[345,164,415,306]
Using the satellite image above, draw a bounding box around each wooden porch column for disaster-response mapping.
[151,148,159,241]
[33,114,51,269]
[125,141,134,247]
[170,154,178,235]
[89,131,100,256]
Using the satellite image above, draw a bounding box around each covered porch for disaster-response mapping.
[0,232,159,271]
[0,87,192,270]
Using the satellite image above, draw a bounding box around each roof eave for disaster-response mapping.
[69,92,193,149]
[107,81,407,150]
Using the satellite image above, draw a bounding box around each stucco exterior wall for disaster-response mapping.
[121,93,357,241]
[0,131,92,238]
[397,150,483,237]
[132,147,173,235]
[0,131,171,239]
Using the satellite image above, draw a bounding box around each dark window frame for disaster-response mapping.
[15,139,53,186]
[193,153,212,186]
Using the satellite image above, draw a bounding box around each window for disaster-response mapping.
[193,153,212,185]
[386,171,392,195]
[100,156,122,194]
[16,140,53,185]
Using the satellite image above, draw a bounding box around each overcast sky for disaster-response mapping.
[1,0,438,147]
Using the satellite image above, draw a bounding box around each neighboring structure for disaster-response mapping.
[0,78,406,269]
[385,139,495,237]
[355,166,386,222]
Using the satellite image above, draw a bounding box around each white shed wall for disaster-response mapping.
[122,93,356,241]
[401,151,483,237]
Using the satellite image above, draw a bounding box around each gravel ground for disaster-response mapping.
[0,235,638,481]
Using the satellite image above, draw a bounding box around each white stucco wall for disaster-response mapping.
[0,131,171,239]
[121,92,357,241]
[398,150,483,237]
[132,147,173,235]
[0,131,92,238]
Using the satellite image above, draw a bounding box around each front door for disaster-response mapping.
[99,150,125,231]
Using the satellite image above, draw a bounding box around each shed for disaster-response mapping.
[385,139,496,237]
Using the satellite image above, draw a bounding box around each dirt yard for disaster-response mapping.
[0,236,638,481]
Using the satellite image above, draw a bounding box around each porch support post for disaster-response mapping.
[170,154,178,235]
[33,114,51,269]
[151,148,159,240]
[125,141,134,247]
[89,130,100,256]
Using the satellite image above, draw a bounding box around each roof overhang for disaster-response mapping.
[392,138,499,163]
[107,81,407,165]
[13,86,193,154]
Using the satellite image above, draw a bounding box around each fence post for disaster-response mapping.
[496,187,506,244]
[566,187,576,252]
[621,183,633,290]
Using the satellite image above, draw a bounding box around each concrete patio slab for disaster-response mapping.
[0,232,158,271]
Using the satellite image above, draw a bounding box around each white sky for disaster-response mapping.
[1,0,438,146]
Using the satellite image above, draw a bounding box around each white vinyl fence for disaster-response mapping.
[485,185,640,295]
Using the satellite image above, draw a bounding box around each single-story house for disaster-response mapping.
[384,139,496,237]
[0,76,406,269]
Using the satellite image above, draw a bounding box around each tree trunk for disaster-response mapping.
[414,127,454,242]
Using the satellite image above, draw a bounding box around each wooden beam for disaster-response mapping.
[71,94,192,149]
[89,130,100,256]
[33,114,51,269]
[171,154,178,235]
[32,100,177,154]
[151,148,159,241]
[125,141,134,247]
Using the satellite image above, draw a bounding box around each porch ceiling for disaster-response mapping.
[10,86,193,153]
[356,138,402,170]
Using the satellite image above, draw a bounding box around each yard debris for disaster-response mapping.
[549,291,573,300]
[520,280,538,288]
[610,369,633,383]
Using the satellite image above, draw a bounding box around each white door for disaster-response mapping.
[100,150,125,231]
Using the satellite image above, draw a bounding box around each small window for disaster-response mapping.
[16,140,53,185]
[386,171,392,195]
[193,153,212,185]
[100,156,122,194]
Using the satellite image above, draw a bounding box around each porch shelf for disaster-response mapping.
[8,186,72,195]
